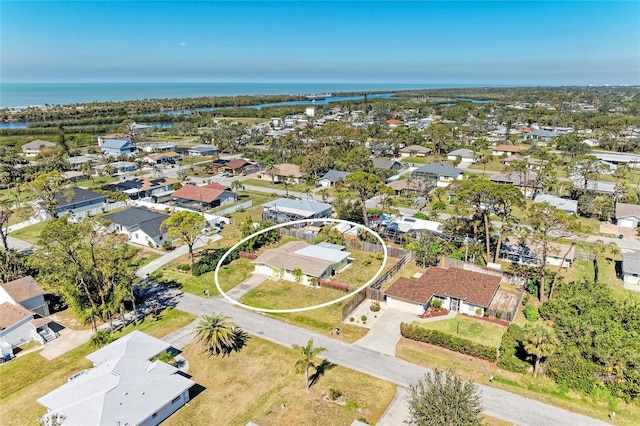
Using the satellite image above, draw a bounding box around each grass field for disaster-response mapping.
[164,336,396,426]
[0,308,195,426]
[9,221,48,244]
[410,316,506,348]
[243,178,312,194]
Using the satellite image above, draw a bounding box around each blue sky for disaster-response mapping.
[2,1,639,85]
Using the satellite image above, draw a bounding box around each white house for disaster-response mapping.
[410,162,463,188]
[38,331,195,426]
[252,241,350,284]
[385,266,501,316]
[317,170,350,188]
[446,148,476,164]
[22,139,57,156]
[0,276,56,351]
[533,193,578,215]
[616,203,640,228]
[103,207,170,248]
[622,252,640,286]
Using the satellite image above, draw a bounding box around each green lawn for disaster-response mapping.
[411,316,506,348]
[0,308,195,426]
[243,178,312,194]
[240,280,367,343]
[155,257,254,296]
[9,220,49,244]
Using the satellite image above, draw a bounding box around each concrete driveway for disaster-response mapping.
[39,328,92,360]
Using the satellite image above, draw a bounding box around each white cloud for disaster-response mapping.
[179,42,186,47]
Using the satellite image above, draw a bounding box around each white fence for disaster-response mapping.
[214,200,253,217]
[69,201,128,220]
[131,198,230,224]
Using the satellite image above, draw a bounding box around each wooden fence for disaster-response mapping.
[485,286,526,323]
[215,200,253,217]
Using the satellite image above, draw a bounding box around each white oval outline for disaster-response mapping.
[214,218,388,313]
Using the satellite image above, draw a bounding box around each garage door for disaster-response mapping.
[387,297,421,314]
[619,218,636,228]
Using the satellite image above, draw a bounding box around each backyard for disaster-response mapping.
[0,308,195,426]
[164,336,396,426]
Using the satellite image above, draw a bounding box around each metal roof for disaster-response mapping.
[533,194,578,213]
[623,251,640,275]
[413,162,462,178]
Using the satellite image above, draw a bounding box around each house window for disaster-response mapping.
[152,413,158,419]
[171,395,181,404]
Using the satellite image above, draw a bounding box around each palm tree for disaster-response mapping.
[292,338,326,389]
[81,162,93,182]
[263,163,280,185]
[302,187,313,200]
[230,179,243,193]
[283,181,291,197]
[195,313,248,357]
[319,188,329,202]
[523,323,559,377]
[292,268,303,284]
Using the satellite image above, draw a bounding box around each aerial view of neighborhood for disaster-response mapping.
[0,1,639,426]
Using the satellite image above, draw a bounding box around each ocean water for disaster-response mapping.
[0,82,478,108]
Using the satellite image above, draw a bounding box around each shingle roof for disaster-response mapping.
[493,144,529,153]
[276,163,303,178]
[116,177,179,191]
[103,207,169,238]
[38,331,194,426]
[225,159,248,169]
[22,139,57,150]
[56,187,106,209]
[490,171,538,186]
[400,144,431,154]
[172,185,229,203]
[252,241,350,277]
[447,148,475,158]
[0,302,33,330]
[101,139,133,150]
[623,251,640,276]
[372,158,400,169]
[534,194,578,213]
[413,162,462,178]
[385,266,501,308]
[616,202,640,219]
[1,276,45,303]
[188,145,219,153]
[319,170,350,183]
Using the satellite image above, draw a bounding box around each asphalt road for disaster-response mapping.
[146,284,608,426]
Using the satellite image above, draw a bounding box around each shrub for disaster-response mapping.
[413,212,428,220]
[345,400,361,411]
[162,241,174,251]
[177,264,191,272]
[363,256,372,266]
[400,323,497,362]
[361,315,368,322]
[475,308,482,316]
[314,236,324,244]
[496,311,502,319]
[329,388,342,400]
[497,324,531,374]
[375,252,384,261]
[349,317,355,322]
[523,305,539,322]
[370,301,381,312]
[522,293,531,306]
[431,299,442,309]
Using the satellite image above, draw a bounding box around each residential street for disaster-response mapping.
[146,284,607,426]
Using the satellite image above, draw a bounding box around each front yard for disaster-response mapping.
[410,315,506,348]
[164,336,396,426]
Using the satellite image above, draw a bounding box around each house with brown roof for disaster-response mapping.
[491,144,530,157]
[261,163,305,184]
[385,266,501,316]
[252,241,350,285]
[172,183,237,210]
[145,151,182,165]
[399,144,432,158]
[222,158,252,176]
[616,202,640,228]
[0,276,56,353]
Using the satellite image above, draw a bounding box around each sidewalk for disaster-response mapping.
[224,273,268,302]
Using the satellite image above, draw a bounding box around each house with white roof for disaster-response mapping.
[446,148,476,164]
[38,331,194,426]
[411,162,463,188]
[252,241,350,284]
[262,199,332,224]
[533,194,578,215]
[317,170,350,188]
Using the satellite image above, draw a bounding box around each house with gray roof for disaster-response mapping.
[22,139,57,156]
[411,162,463,188]
[38,331,194,426]
[527,129,560,141]
[252,241,350,284]
[187,145,220,157]
[622,251,640,286]
[45,187,107,218]
[446,148,476,164]
[99,137,138,156]
[103,207,170,248]
[317,170,350,188]
[262,198,332,224]
[533,193,578,215]
[616,202,640,228]
[372,158,403,171]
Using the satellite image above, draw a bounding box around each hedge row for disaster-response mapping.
[400,323,498,362]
